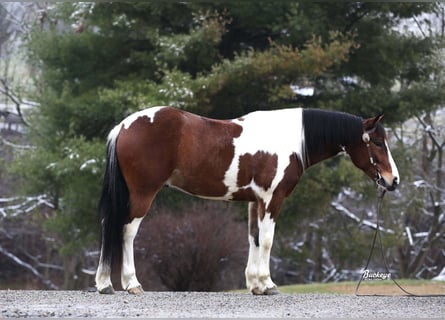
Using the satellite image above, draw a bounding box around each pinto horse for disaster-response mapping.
[95,106,399,295]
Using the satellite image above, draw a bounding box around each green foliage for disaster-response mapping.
[11,137,104,255]
[192,32,354,117]
[45,138,103,255]
[157,11,228,75]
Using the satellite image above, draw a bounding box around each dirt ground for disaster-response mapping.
[1,290,444,318]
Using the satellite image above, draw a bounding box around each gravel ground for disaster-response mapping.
[1,290,444,318]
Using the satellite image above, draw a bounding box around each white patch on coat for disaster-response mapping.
[385,140,400,184]
[121,217,143,290]
[108,106,166,139]
[121,106,165,129]
[223,108,304,199]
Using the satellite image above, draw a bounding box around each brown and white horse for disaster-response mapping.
[95,106,399,295]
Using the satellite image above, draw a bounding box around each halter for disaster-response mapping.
[362,129,384,187]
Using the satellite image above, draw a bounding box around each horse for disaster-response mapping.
[95,106,400,295]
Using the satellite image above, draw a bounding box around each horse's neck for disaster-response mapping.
[305,144,344,168]
[302,109,362,169]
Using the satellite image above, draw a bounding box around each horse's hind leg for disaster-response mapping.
[96,236,114,294]
[121,191,157,295]
[121,217,144,294]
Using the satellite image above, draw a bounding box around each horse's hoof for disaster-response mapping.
[251,287,264,295]
[264,286,280,295]
[251,286,280,295]
[98,285,115,294]
[127,285,144,295]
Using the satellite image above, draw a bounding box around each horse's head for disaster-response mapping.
[346,115,400,191]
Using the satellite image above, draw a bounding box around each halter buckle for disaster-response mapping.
[362,132,370,143]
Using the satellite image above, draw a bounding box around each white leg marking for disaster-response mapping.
[257,213,277,291]
[245,234,260,292]
[245,212,277,294]
[95,252,113,292]
[121,217,143,291]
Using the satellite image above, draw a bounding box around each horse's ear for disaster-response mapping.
[374,113,384,125]
[363,113,384,131]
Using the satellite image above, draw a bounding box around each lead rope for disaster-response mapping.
[355,185,444,297]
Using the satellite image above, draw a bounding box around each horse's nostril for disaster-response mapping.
[394,177,399,185]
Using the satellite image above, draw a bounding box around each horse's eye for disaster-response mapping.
[372,139,384,148]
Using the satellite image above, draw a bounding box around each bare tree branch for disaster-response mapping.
[0,245,58,290]
[416,113,443,151]
[331,197,395,234]
[0,136,35,150]
[0,77,32,127]
[0,195,54,218]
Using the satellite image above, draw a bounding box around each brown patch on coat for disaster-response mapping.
[232,154,302,217]
[166,110,243,197]
[237,151,278,191]
[265,154,302,220]
[248,201,266,247]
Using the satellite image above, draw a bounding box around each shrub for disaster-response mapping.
[135,202,247,291]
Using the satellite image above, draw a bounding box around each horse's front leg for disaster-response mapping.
[256,211,279,295]
[245,201,279,295]
[121,217,144,294]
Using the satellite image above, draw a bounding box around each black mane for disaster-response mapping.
[302,109,363,162]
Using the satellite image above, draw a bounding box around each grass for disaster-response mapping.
[235,280,445,295]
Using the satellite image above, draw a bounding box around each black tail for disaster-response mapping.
[98,128,130,271]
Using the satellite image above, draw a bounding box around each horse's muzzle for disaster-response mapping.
[379,176,398,191]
